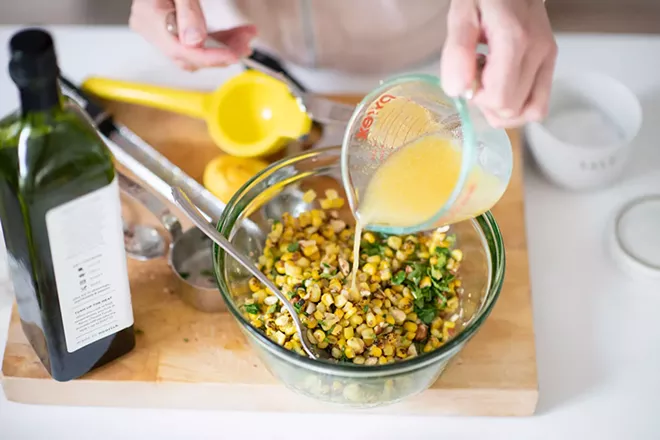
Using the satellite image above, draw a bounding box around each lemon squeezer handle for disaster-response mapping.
[81,76,209,120]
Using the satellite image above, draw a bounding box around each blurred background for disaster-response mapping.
[1,0,659,33]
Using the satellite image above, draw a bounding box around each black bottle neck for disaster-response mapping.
[19,79,62,115]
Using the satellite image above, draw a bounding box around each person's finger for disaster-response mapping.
[173,0,206,46]
[209,25,258,57]
[440,0,481,97]
[476,4,529,116]
[521,51,557,122]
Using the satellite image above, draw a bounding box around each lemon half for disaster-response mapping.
[202,155,269,204]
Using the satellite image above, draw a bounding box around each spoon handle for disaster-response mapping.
[171,187,317,359]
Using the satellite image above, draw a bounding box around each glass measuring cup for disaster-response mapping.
[340,73,513,235]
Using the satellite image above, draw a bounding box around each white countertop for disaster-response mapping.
[1,25,660,440]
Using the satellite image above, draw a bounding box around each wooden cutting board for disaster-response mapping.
[1,95,538,416]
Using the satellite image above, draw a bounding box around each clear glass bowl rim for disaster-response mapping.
[213,146,506,377]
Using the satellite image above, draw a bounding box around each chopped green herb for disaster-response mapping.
[322,262,332,269]
[416,306,436,325]
[179,272,190,279]
[287,242,299,252]
[392,271,406,285]
[293,300,304,314]
[244,303,260,314]
[430,266,443,280]
[363,305,369,313]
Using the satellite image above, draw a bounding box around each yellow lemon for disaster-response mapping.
[203,155,269,204]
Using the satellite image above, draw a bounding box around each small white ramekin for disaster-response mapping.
[524,72,643,191]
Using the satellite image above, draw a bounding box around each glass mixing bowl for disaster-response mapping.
[213,146,505,408]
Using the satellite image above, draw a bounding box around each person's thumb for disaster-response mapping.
[174,0,207,47]
[440,1,481,97]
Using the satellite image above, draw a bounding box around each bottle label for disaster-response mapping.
[45,177,134,353]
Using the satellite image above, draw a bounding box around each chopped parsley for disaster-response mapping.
[243,303,260,314]
[287,242,299,252]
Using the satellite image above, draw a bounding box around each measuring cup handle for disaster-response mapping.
[82,76,209,120]
[117,170,183,242]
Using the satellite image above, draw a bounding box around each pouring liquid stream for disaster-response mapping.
[349,134,501,290]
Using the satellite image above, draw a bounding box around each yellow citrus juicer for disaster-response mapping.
[81,69,312,158]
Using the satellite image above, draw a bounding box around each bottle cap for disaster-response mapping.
[8,28,59,88]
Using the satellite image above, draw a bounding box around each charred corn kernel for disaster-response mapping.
[348,314,363,327]
[329,278,342,292]
[321,293,334,307]
[363,312,375,328]
[344,307,356,320]
[334,308,345,319]
[337,337,347,348]
[306,317,318,329]
[302,189,317,203]
[313,329,326,343]
[383,344,394,356]
[417,250,430,259]
[371,298,383,308]
[346,337,365,354]
[444,320,456,330]
[396,347,408,358]
[275,260,285,274]
[420,276,431,289]
[423,343,433,353]
[405,331,416,340]
[387,236,402,250]
[320,198,333,210]
[385,314,396,325]
[378,356,389,365]
[446,258,456,271]
[275,315,289,327]
[451,249,463,262]
[361,328,376,342]
[313,310,324,321]
[365,357,378,366]
[331,325,342,336]
[316,303,327,314]
[325,189,339,200]
[308,284,321,302]
[391,308,406,324]
[317,339,329,349]
[284,341,293,351]
[334,294,348,308]
[344,346,356,359]
[363,232,376,244]
[379,269,391,281]
[403,322,418,333]
[250,319,263,328]
[395,250,407,261]
[284,261,302,277]
[298,212,311,227]
[273,331,286,345]
[343,327,354,339]
[362,263,377,276]
[369,346,383,357]
[353,356,366,365]
[398,297,412,312]
[431,329,443,339]
[331,347,343,359]
[248,278,261,292]
[366,255,381,264]
[447,297,459,311]
[431,317,444,330]
[283,324,297,336]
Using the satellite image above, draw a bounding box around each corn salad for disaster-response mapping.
[242,190,465,365]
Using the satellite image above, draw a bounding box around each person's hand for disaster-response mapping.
[440,0,557,128]
[129,0,257,71]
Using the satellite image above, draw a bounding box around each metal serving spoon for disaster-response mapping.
[171,186,329,360]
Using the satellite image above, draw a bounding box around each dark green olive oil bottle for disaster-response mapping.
[0,28,135,382]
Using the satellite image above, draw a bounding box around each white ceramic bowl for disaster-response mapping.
[524,72,643,191]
